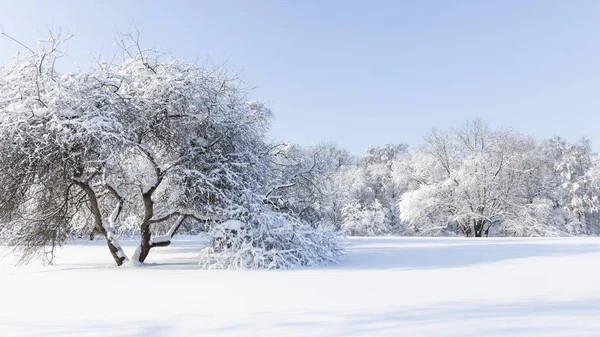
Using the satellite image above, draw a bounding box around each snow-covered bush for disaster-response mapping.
[199,203,342,269]
[341,200,390,236]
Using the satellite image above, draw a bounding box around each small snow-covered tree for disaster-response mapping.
[543,137,600,234]
[337,143,410,236]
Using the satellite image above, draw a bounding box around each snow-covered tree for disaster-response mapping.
[400,120,558,237]
[0,31,342,268]
[337,144,410,236]
[543,137,600,234]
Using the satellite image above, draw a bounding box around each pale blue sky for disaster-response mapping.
[1,1,600,154]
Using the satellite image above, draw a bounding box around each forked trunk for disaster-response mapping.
[136,215,186,263]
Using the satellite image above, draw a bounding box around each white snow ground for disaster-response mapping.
[1,237,600,337]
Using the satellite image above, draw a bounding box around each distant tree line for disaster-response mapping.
[311,120,600,238]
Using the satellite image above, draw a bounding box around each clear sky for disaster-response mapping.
[1,0,600,155]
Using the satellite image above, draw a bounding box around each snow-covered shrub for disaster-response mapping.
[199,203,342,270]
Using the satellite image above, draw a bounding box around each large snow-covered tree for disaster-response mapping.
[399,120,557,237]
[0,31,342,268]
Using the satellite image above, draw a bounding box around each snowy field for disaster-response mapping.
[2,237,600,337]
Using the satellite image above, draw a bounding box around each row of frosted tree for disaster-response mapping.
[309,122,600,238]
[1,32,599,269]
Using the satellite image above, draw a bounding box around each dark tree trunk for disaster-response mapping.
[137,214,186,263]
[138,223,152,263]
[137,189,155,263]
[135,144,162,264]
[474,219,484,237]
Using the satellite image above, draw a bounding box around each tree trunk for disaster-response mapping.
[138,223,152,263]
[137,189,155,263]
[474,219,484,237]
[135,144,162,264]
[73,179,127,266]
[137,214,186,263]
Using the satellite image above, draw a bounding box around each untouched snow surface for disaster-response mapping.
[2,237,600,336]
